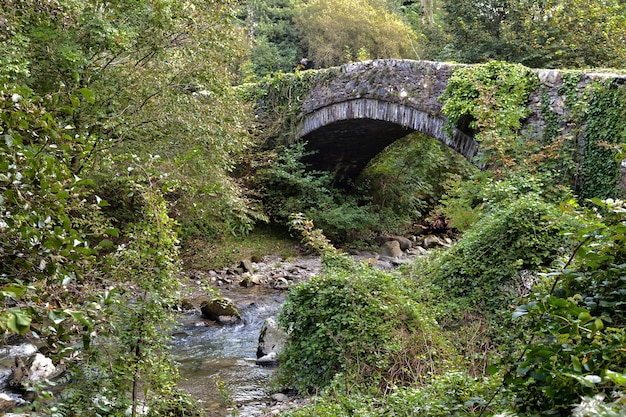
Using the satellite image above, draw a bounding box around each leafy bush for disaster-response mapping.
[437,172,573,231]
[277,219,454,393]
[257,142,379,242]
[427,194,570,315]
[280,371,502,417]
[501,198,626,415]
[277,253,451,393]
[0,84,108,342]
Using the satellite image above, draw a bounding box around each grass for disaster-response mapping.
[181,224,301,270]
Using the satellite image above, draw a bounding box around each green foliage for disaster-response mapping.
[358,132,477,230]
[278,219,452,393]
[294,0,421,67]
[440,61,538,171]
[240,0,304,78]
[440,0,509,63]
[50,184,201,417]
[246,69,317,146]
[502,0,626,69]
[438,171,573,232]
[0,84,109,350]
[280,371,500,416]
[0,84,199,416]
[277,260,449,393]
[2,0,257,242]
[428,194,569,313]
[579,81,626,201]
[501,198,626,415]
[440,0,626,68]
[257,142,379,242]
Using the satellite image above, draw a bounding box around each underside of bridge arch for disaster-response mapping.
[298,99,479,188]
[301,119,414,188]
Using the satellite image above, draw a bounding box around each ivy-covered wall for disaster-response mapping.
[579,81,626,200]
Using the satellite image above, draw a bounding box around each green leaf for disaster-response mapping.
[69,94,80,109]
[105,227,120,237]
[5,308,32,334]
[547,296,569,308]
[487,364,499,375]
[0,283,28,299]
[96,239,115,249]
[65,309,93,329]
[512,305,529,319]
[578,311,593,324]
[593,318,604,330]
[604,370,626,386]
[78,88,95,104]
[48,310,67,325]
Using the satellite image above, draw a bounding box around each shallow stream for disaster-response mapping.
[172,286,287,416]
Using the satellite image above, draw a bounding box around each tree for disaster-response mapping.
[0,0,252,413]
[439,0,509,63]
[440,0,626,68]
[503,0,626,68]
[242,0,305,78]
[0,0,257,239]
[294,0,422,67]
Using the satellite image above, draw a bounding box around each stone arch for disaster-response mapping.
[299,99,478,161]
[297,99,480,187]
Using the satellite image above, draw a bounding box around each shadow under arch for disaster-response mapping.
[297,99,480,187]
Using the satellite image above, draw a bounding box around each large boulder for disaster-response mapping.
[200,297,241,325]
[256,317,287,366]
[9,353,56,390]
[379,240,403,258]
[379,235,412,251]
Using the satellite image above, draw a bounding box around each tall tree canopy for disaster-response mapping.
[1,0,257,237]
[440,0,626,68]
[243,0,305,77]
[294,0,422,67]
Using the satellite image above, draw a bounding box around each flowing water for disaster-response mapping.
[172,286,287,416]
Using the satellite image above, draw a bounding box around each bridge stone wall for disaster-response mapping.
[277,59,625,187]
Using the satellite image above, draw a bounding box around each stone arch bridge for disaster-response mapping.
[266,59,624,188]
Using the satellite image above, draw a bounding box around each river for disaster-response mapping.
[171,255,322,416]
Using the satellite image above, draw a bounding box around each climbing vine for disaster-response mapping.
[532,72,583,190]
[242,69,319,147]
[579,80,626,201]
[439,61,538,172]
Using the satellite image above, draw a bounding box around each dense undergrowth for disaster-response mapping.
[277,193,626,416]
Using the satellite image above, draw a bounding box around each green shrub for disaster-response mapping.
[427,194,570,314]
[280,371,503,417]
[438,172,574,232]
[502,198,626,415]
[258,142,380,242]
[276,248,453,393]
